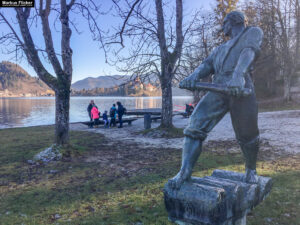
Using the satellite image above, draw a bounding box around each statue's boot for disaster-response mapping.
[168,136,203,189]
[239,136,259,183]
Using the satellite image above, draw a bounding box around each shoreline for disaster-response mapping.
[1,109,300,155]
[69,109,300,155]
[0,95,192,99]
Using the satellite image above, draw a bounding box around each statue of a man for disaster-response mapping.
[169,11,263,189]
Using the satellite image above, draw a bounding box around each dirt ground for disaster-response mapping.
[70,110,300,158]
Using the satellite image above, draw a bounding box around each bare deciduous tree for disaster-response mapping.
[253,0,298,101]
[108,0,201,128]
[0,0,105,145]
[178,12,217,103]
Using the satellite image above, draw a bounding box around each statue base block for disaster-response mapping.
[164,170,272,225]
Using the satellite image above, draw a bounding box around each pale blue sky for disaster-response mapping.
[0,0,214,83]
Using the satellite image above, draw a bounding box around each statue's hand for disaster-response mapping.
[227,75,245,97]
[179,77,196,90]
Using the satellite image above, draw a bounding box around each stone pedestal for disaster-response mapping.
[164,170,272,225]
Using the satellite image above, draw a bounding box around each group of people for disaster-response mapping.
[87,100,126,128]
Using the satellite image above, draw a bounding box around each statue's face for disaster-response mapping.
[222,18,232,36]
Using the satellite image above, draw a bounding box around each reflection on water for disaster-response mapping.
[0,96,193,128]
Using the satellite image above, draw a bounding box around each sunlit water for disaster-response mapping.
[0,96,193,128]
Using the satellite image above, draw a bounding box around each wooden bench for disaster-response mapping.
[121,118,137,125]
[82,118,137,127]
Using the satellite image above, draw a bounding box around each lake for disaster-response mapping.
[0,96,193,128]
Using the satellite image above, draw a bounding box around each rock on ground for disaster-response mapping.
[33,144,62,163]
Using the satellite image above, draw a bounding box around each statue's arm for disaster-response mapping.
[232,48,255,80]
[179,54,214,89]
[227,48,255,96]
[228,27,263,96]
[191,59,214,80]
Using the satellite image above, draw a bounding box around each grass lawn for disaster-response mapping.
[0,126,300,225]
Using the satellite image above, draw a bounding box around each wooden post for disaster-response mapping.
[144,113,151,129]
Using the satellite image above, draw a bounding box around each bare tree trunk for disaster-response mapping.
[55,87,70,145]
[155,0,183,128]
[161,76,173,127]
[283,73,291,101]
[294,0,300,68]
[276,4,293,102]
[193,90,201,104]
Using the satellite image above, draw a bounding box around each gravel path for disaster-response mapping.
[70,110,300,154]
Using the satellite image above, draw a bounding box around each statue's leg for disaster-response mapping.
[169,92,229,189]
[168,136,203,189]
[230,92,259,183]
[239,136,259,183]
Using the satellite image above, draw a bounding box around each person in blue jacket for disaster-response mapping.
[116,101,126,128]
[102,110,109,128]
[109,104,117,127]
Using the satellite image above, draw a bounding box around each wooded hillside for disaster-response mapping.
[0,61,54,97]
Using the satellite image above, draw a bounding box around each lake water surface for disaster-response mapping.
[0,96,193,128]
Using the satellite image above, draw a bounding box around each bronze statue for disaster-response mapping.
[169,11,263,189]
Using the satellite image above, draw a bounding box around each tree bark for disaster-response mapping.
[295,0,300,69]
[55,84,70,145]
[283,73,291,102]
[193,90,202,104]
[160,76,173,127]
[155,0,183,128]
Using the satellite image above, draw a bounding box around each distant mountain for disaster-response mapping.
[0,61,54,97]
[71,75,130,90]
[71,75,192,96]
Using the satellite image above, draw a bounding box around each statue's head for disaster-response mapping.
[222,11,245,36]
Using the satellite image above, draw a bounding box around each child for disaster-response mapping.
[103,110,109,128]
[91,105,100,128]
[109,104,117,127]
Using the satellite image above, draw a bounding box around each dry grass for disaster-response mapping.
[0,126,299,224]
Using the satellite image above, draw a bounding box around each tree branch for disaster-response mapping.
[60,0,73,82]
[155,0,167,58]
[15,8,58,90]
[118,0,142,47]
[173,0,183,62]
[67,0,76,11]
[39,0,64,76]
[0,12,24,45]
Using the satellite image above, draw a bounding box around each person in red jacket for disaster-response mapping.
[91,105,100,128]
